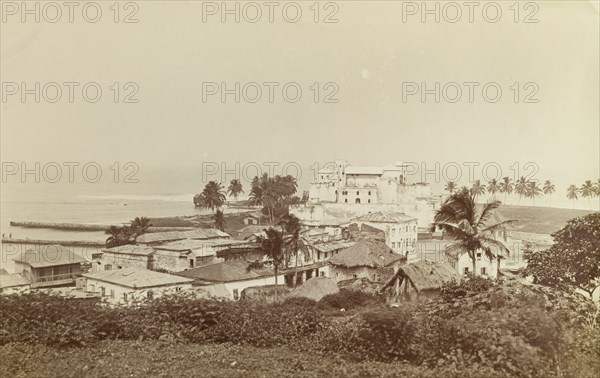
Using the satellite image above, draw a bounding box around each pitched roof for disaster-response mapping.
[13,245,86,268]
[312,239,356,253]
[395,261,460,291]
[82,267,192,288]
[102,244,155,256]
[236,225,266,240]
[328,239,405,268]
[0,272,30,289]
[354,211,417,223]
[136,229,230,244]
[175,260,273,282]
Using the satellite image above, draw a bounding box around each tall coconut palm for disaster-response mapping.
[543,180,555,207]
[445,181,457,195]
[213,209,226,231]
[580,180,596,207]
[499,177,514,204]
[486,179,500,201]
[566,185,579,208]
[255,228,285,301]
[525,181,543,206]
[197,181,226,213]
[515,177,528,204]
[278,214,302,286]
[227,179,244,211]
[470,180,486,198]
[432,190,513,275]
[105,225,134,248]
[594,179,600,197]
[130,216,152,238]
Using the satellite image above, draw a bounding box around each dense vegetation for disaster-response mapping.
[1,278,598,377]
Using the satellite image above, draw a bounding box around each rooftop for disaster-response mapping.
[354,211,417,224]
[136,229,230,244]
[102,244,155,256]
[0,272,30,289]
[386,260,460,292]
[311,239,356,253]
[13,245,86,268]
[328,239,405,268]
[82,267,193,288]
[175,260,273,282]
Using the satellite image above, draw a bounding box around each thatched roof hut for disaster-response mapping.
[379,260,460,301]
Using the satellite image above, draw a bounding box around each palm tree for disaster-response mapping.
[543,180,555,207]
[197,181,226,213]
[525,181,542,206]
[227,179,244,211]
[566,185,579,208]
[105,225,133,248]
[594,179,600,197]
[580,180,595,207]
[486,179,500,201]
[432,191,513,275]
[499,177,514,204]
[213,209,226,231]
[445,181,456,195]
[515,177,528,204]
[278,214,302,286]
[470,180,486,198]
[256,228,285,301]
[130,216,152,238]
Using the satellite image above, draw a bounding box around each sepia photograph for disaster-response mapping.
[1,1,599,377]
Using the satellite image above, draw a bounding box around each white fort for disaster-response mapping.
[292,161,441,231]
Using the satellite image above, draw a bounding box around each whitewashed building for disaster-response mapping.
[351,211,418,256]
[81,267,193,305]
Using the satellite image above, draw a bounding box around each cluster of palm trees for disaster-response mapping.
[249,173,299,223]
[445,178,599,208]
[247,213,304,300]
[105,217,152,248]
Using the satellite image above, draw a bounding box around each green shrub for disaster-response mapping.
[439,275,495,301]
[319,289,382,310]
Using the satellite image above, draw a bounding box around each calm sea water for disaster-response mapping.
[0,168,215,272]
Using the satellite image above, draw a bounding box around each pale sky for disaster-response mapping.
[1,0,599,191]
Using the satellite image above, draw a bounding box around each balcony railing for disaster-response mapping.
[32,273,78,287]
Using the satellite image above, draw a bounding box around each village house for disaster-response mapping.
[235,225,266,241]
[13,245,87,288]
[175,260,284,300]
[0,270,31,294]
[80,267,193,305]
[135,228,230,245]
[327,239,406,282]
[152,239,231,271]
[351,211,418,256]
[379,260,460,302]
[242,212,262,225]
[215,241,263,262]
[93,244,156,272]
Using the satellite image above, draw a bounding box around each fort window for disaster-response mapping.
[355,198,361,204]
[481,267,487,275]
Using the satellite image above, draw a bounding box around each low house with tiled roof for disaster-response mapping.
[81,267,193,304]
[175,260,284,300]
[235,225,266,241]
[0,270,31,294]
[13,245,87,288]
[135,228,230,245]
[328,239,406,282]
[352,211,418,256]
[94,244,156,272]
